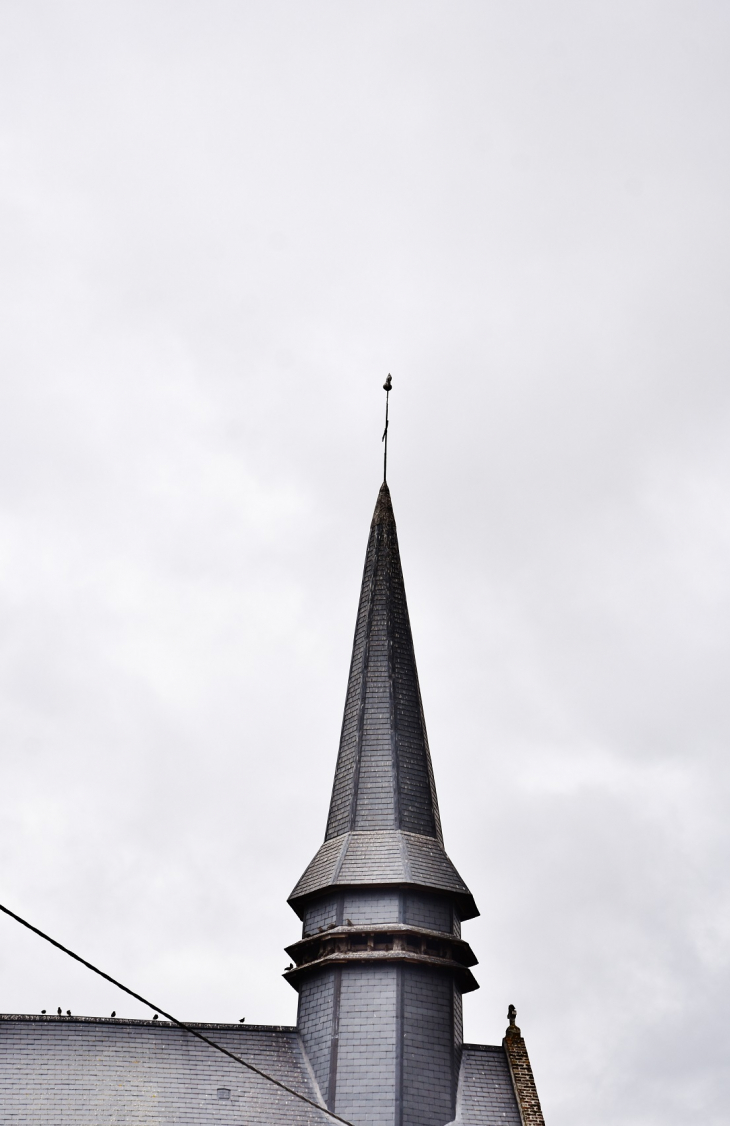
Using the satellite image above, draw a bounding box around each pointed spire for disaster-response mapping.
[289,483,477,921]
[326,482,442,840]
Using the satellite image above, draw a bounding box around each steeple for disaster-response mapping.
[289,481,477,920]
[287,477,480,1126]
[326,481,441,842]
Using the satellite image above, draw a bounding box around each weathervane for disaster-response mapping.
[382,373,392,482]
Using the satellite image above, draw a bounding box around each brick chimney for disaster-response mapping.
[504,1006,546,1126]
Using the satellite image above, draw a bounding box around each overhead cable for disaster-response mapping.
[0,901,354,1126]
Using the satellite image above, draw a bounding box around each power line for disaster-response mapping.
[0,901,355,1126]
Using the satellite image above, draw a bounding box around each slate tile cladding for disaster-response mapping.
[333,965,399,1126]
[453,985,464,1051]
[325,483,442,843]
[289,481,484,1126]
[0,1016,332,1124]
[291,485,477,923]
[297,968,337,1103]
[304,895,343,935]
[297,961,463,1126]
[289,830,477,921]
[298,965,399,1123]
[302,891,459,938]
[401,967,459,1126]
[403,891,454,935]
[453,1046,523,1126]
[503,1028,546,1126]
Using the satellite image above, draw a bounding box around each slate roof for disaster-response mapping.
[450,1045,523,1125]
[0,1015,332,1124]
[289,829,477,920]
[291,483,477,919]
[0,1016,522,1126]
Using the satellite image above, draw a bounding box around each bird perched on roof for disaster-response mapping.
[111,1011,116,1018]
[152,1013,159,1020]
[57,1007,62,1016]
[239,1018,245,1023]
[66,1010,71,1016]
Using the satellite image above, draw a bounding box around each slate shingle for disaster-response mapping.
[0,1016,332,1125]
[450,1045,523,1126]
[290,483,477,922]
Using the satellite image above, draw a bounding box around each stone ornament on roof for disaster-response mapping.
[503,1006,546,1126]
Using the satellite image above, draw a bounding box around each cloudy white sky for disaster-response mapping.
[1,3,729,1123]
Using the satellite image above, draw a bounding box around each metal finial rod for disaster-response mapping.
[382,374,392,482]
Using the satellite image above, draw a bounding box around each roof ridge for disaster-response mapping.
[0,1014,298,1031]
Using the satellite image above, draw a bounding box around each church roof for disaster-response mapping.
[290,482,477,920]
[0,1016,524,1126]
[0,1015,333,1124]
[450,1045,524,1125]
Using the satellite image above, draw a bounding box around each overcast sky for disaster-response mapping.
[1,3,729,1123]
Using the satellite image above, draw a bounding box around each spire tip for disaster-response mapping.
[381,374,392,482]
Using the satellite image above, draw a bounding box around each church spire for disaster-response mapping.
[326,481,442,841]
[287,443,480,1126]
[289,481,477,921]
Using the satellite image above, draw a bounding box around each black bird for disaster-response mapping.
[383,374,392,391]
[57,1008,62,1016]
[41,1010,46,1014]
[66,1010,71,1016]
[239,1018,245,1023]
[110,1011,116,1018]
[152,1013,158,1020]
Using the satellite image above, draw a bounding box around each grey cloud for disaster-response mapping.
[1,3,729,1123]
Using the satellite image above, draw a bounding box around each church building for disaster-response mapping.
[1,478,546,1125]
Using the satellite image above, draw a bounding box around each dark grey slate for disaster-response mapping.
[0,1015,331,1124]
[447,1045,523,1125]
[286,483,484,1126]
[297,963,466,1126]
[290,483,477,921]
[0,1015,522,1126]
[289,831,477,920]
[325,483,442,842]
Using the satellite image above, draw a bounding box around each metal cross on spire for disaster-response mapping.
[382,373,392,481]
